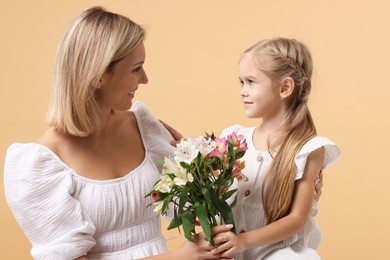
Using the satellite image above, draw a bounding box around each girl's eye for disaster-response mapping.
[239,80,244,87]
[248,80,254,86]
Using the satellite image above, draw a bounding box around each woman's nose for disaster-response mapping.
[140,69,148,84]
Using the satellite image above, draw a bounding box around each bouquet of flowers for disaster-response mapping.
[145,132,248,245]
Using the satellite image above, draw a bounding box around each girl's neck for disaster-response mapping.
[254,113,286,151]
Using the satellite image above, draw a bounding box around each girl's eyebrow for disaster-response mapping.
[240,75,257,80]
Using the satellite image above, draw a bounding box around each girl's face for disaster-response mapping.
[96,42,148,112]
[238,55,283,120]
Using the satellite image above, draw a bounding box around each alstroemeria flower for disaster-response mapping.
[162,156,193,186]
[175,137,199,164]
[228,132,248,152]
[162,157,183,174]
[195,136,217,157]
[151,192,160,201]
[232,160,247,181]
[207,137,228,159]
[174,169,194,186]
[154,174,174,193]
[153,201,164,213]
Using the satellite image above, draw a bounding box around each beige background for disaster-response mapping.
[1,0,389,259]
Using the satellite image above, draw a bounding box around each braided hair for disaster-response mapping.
[242,37,316,224]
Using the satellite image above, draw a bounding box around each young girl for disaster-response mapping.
[210,37,341,259]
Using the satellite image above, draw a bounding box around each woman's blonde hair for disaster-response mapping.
[243,37,316,224]
[46,6,145,136]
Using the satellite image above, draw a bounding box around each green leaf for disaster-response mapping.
[179,188,188,213]
[237,151,245,158]
[222,189,238,201]
[180,161,190,169]
[201,188,210,201]
[228,141,235,156]
[209,188,237,234]
[144,189,155,198]
[229,194,238,209]
[167,208,182,230]
[195,202,214,245]
[181,210,195,242]
[214,177,229,188]
[161,194,174,214]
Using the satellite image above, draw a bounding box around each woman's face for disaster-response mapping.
[238,55,282,119]
[96,42,148,112]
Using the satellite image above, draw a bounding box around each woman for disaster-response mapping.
[4,7,230,260]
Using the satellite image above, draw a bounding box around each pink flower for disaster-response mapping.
[152,192,160,201]
[228,132,248,152]
[232,160,247,181]
[207,137,228,159]
[195,219,201,226]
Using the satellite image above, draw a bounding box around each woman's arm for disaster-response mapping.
[74,225,233,260]
[212,147,325,258]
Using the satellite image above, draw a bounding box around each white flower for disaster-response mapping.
[162,157,180,175]
[194,136,217,157]
[154,174,174,193]
[174,137,199,164]
[174,169,194,186]
[153,201,164,213]
[162,157,194,186]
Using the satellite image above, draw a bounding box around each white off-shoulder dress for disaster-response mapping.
[4,102,176,260]
[221,125,341,260]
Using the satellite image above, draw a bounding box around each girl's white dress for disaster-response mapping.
[4,102,176,260]
[221,125,341,260]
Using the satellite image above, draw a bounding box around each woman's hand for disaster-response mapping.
[314,170,324,202]
[160,120,183,147]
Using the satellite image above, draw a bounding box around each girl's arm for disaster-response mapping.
[160,120,183,145]
[212,147,325,258]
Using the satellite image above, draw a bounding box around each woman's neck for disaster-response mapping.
[90,109,116,140]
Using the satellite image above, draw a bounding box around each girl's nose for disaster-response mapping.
[240,86,248,97]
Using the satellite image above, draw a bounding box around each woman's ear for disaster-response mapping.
[280,77,295,100]
[93,78,103,89]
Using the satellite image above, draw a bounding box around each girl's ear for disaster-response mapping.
[280,77,295,100]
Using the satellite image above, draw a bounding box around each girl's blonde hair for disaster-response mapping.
[46,7,145,136]
[243,37,316,224]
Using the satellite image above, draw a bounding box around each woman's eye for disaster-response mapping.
[133,66,142,72]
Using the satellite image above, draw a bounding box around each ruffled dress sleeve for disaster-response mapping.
[294,136,341,180]
[4,143,96,260]
[132,101,176,172]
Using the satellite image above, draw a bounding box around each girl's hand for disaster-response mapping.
[174,225,234,260]
[314,170,324,202]
[159,120,183,147]
[211,231,245,259]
